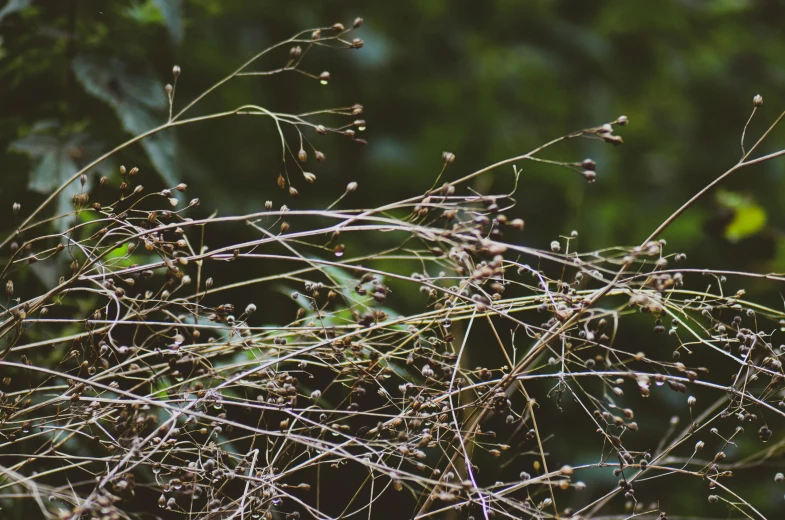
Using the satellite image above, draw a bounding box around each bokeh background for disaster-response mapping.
[2,0,785,517]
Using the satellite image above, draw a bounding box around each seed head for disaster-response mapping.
[346,181,358,192]
[351,38,364,48]
[12,202,20,216]
[172,65,181,77]
[753,94,763,108]
[353,17,364,28]
[298,149,307,163]
[289,187,299,197]
[442,151,456,164]
[582,158,596,171]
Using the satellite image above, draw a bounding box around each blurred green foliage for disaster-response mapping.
[2,0,785,516]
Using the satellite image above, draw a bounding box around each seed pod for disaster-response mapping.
[753,94,763,107]
[351,38,364,48]
[298,149,307,163]
[353,17,364,28]
[346,181,358,192]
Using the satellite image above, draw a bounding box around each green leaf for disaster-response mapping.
[72,54,178,186]
[125,0,184,44]
[151,0,184,45]
[716,189,767,242]
[0,0,31,23]
[8,121,108,232]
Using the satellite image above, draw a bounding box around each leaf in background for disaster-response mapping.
[72,54,178,186]
[125,0,184,45]
[8,120,108,232]
[716,189,767,242]
[0,0,31,23]
[151,0,184,45]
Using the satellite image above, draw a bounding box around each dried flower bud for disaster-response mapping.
[582,170,597,182]
[315,125,327,135]
[353,17,364,28]
[172,65,181,77]
[311,29,321,40]
[277,174,286,189]
[616,115,629,126]
[753,94,763,107]
[5,280,13,297]
[165,84,173,95]
[351,38,364,48]
[265,200,273,210]
[550,240,561,252]
[582,158,596,171]
[442,151,455,164]
[129,167,139,176]
[289,187,299,197]
[510,218,524,230]
[12,202,20,215]
[315,151,325,162]
[100,176,108,187]
[298,149,307,163]
[332,22,345,31]
[120,165,126,175]
[319,71,330,85]
[346,181,358,192]
[175,183,187,192]
[695,440,705,452]
[303,172,316,183]
[687,395,696,407]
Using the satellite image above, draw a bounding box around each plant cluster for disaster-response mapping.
[1,18,784,520]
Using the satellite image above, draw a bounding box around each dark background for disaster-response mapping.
[2,0,785,517]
